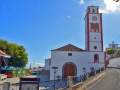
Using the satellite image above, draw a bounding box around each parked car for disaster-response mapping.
[0,74,7,80]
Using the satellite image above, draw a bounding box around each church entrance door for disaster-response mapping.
[63,62,77,78]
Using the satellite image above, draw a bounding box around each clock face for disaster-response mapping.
[92,16,97,21]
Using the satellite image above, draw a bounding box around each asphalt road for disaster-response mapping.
[87,58,120,90]
[87,69,120,90]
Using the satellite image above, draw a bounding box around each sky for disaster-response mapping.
[0,0,120,67]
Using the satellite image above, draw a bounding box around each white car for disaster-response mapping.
[0,74,7,80]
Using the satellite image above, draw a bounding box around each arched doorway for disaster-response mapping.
[62,62,77,78]
[94,54,99,63]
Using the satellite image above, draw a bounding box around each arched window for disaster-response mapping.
[94,54,99,63]
[93,9,95,13]
[90,23,99,32]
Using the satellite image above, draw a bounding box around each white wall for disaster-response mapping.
[45,58,51,70]
[89,32,101,41]
[0,83,39,90]
[89,42,102,51]
[50,51,105,80]
[89,32,103,51]
[10,85,19,90]
[20,84,38,90]
[0,84,3,90]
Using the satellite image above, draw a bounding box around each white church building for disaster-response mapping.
[45,6,106,80]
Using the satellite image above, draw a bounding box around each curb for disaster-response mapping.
[72,72,106,90]
[84,72,106,89]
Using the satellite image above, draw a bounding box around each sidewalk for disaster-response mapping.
[0,77,19,84]
[70,71,106,90]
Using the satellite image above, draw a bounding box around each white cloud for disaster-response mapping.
[100,0,120,13]
[26,62,44,68]
[66,15,72,19]
[35,62,44,67]
[78,0,120,14]
[80,0,85,5]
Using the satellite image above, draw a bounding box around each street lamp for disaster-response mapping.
[52,66,58,90]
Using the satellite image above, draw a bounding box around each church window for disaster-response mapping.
[68,53,72,56]
[93,9,95,13]
[94,46,97,49]
[94,54,99,63]
[94,37,96,39]
[91,23,99,32]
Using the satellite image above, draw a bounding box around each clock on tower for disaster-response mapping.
[85,6,103,52]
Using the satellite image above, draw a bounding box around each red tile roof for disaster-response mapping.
[52,44,85,51]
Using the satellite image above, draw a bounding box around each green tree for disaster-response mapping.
[106,48,115,55]
[0,40,9,52]
[0,39,28,67]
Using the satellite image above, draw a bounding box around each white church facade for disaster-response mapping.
[45,6,106,80]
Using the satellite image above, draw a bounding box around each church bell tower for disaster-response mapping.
[85,6,103,52]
